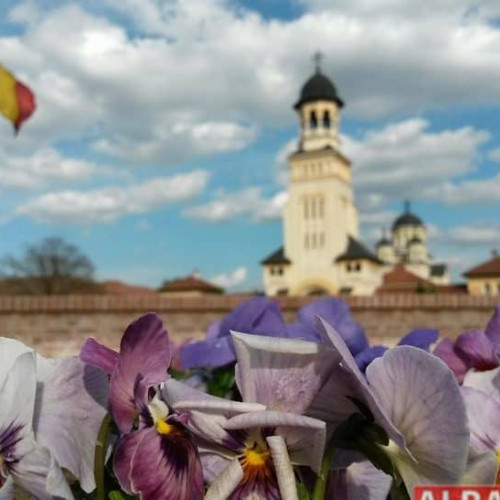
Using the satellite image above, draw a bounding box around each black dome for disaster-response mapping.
[392,212,423,230]
[376,237,391,248]
[294,71,344,110]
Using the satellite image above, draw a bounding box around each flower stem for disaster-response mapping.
[95,413,112,500]
[311,440,336,500]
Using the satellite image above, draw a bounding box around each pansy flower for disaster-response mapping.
[310,318,470,494]
[0,337,108,494]
[81,313,204,500]
[0,351,73,499]
[165,331,339,499]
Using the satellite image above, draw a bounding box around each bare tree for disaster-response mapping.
[0,237,101,295]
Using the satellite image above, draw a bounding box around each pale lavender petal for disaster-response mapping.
[180,335,235,370]
[463,366,500,401]
[110,313,171,432]
[366,346,469,490]
[295,297,368,355]
[80,338,119,374]
[0,338,31,383]
[433,338,469,383]
[200,452,234,483]
[326,461,392,500]
[33,356,108,493]
[462,448,498,485]
[204,458,243,500]
[162,379,264,450]
[267,436,298,500]
[354,346,387,373]
[398,329,438,350]
[455,331,498,371]
[225,410,326,473]
[461,386,500,452]
[317,318,406,450]
[114,429,149,493]
[129,426,203,500]
[232,331,339,414]
[0,352,37,445]
[13,444,73,500]
[0,476,14,500]
[486,304,500,352]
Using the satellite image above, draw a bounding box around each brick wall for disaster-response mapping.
[0,294,498,357]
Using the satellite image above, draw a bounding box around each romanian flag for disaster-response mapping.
[0,64,36,133]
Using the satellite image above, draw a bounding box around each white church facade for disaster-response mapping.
[261,63,450,296]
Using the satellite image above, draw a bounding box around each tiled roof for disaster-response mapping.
[158,275,224,294]
[335,237,383,264]
[101,280,156,295]
[430,264,448,277]
[464,256,500,277]
[260,247,292,265]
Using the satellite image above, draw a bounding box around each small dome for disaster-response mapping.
[408,237,423,245]
[376,237,391,248]
[392,201,423,230]
[294,71,344,110]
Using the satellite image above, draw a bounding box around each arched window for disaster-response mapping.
[323,110,331,128]
[310,111,318,129]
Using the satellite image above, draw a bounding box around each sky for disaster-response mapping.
[0,0,499,291]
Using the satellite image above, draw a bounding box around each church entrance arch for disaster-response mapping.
[292,279,337,297]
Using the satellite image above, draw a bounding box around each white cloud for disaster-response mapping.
[275,138,298,186]
[448,225,500,244]
[3,0,500,163]
[0,148,96,189]
[211,266,248,289]
[488,147,500,162]
[342,118,489,207]
[423,173,500,205]
[16,170,209,224]
[184,187,287,223]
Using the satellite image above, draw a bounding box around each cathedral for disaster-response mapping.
[261,61,450,296]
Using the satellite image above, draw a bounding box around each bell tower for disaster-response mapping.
[295,52,344,152]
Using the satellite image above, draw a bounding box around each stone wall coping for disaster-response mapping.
[0,293,496,313]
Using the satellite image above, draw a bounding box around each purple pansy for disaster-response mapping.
[288,297,368,355]
[434,304,500,382]
[354,328,438,373]
[0,338,108,494]
[310,318,470,494]
[164,331,339,499]
[180,296,287,369]
[0,352,73,499]
[81,313,204,500]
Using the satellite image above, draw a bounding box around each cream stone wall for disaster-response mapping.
[337,260,384,295]
[467,278,500,296]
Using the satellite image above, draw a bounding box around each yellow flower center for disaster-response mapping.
[245,448,269,467]
[156,419,173,436]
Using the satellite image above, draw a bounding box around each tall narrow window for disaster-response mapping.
[323,110,331,128]
[485,283,491,295]
[319,198,325,218]
[305,233,309,249]
[310,111,318,129]
[312,233,317,249]
[319,232,325,248]
[304,199,309,219]
[311,198,317,219]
